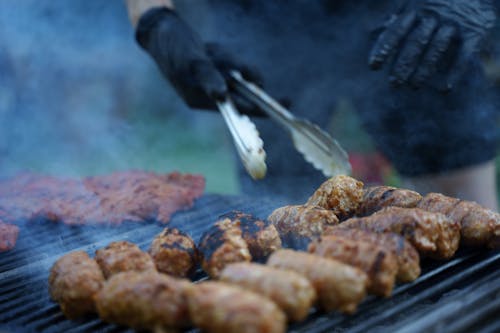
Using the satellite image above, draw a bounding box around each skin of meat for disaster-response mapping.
[267,249,367,314]
[219,262,316,322]
[323,227,420,283]
[306,175,364,221]
[268,205,339,250]
[0,221,19,252]
[149,227,199,277]
[308,235,398,297]
[187,281,286,333]
[49,251,105,319]
[198,219,252,278]
[339,207,460,260]
[95,271,192,331]
[358,186,422,216]
[95,241,156,279]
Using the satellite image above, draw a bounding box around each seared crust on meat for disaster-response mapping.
[267,249,367,314]
[95,271,192,331]
[149,227,198,277]
[268,205,339,250]
[187,281,286,333]
[49,251,105,319]
[95,241,156,278]
[306,175,364,220]
[308,235,398,297]
[220,262,316,322]
[358,186,422,216]
[339,207,460,259]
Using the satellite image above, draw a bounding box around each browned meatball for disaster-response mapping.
[95,241,156,278]
[267,249,367,314]
[308,235,398,297]
[306,175,364,220]
[49,251,105,319]
[187,281,286,333]
[268,205,339,250]
[149,227,198,277]
[358,186,422,216]
[95,271,192,331]
[220,262,316,322]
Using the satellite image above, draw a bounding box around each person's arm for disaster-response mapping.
[125,0,173,27]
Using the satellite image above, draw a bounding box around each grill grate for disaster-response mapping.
[0,194,499,333]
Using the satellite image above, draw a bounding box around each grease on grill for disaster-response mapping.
[95,241,156,278]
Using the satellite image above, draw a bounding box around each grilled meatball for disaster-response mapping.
[187,281,286,333]
[95,241,156,278]
[339,207,460,259]
[149,227,198,277]
[308,235,398,297]
[358,186,422,216]
[306,175,364,220]
[0,221,19,252]
[95,271,192,331]
[323,227,420,283]
[267,249,367,314]
[418,193,500,249]
[268,205,339,250]
[220,262,316,322]
[49,251,104,319]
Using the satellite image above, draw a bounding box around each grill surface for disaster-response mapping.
[0,194,499,333]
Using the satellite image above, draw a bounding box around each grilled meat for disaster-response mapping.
[220,262,316,322]
[0,220,19,252]
[95,271,192,331]
[49,251,105,319]
[187,281,287,333]
[339,207,460,259]
[306,175,364,220]
[358,186,422,216]
[308,234,398,297]
[149,227,198,277]
[268,205,339,250]
[418,193,500,249]
[267,249,367,314]
[95,241,156,278]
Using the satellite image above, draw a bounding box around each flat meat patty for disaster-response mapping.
[95,241,156,278]
[267,249,367,314]
[220,262,316,322]
[358,186,422,216]
[0,220,19,252]
[49,251,105,319]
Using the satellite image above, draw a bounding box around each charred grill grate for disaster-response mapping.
[0,194,499,333]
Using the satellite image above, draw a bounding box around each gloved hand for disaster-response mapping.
[135,7,265,116]
[369,0,497,90]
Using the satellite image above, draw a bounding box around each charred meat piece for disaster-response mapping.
[358,186,422,216]
[268,205,339,250]
[418,193,500,249]
[220,262,316,322]
[95,241,156,278]
[187,281,286,333]
[267,249,367,314]
[95,271,192,331]
[339,207,460,259]
[49,251,105,319]
[306,175,364,220]
[308,235,398,297]
[149,227,198,277]
[0,220,19,252]
[323,227,420,283]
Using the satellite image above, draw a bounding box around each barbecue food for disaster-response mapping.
[220,262,316,322]
[268,205,339,250]
[322,227,420,283]
[267,249,367,314]
[95,271,192,331]
[339,207,460,259]
[95,241,156,278]
[417,193,500,249]
[358,186,422,216]
[49,251,105,319]
[306,175,364,220]
[0,220,19,252]
[149,227,198,277]
[187,281,287,333]
[308,235,398,297]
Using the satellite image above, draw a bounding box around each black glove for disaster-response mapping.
[135,7,265,115]
[369,0,497,90]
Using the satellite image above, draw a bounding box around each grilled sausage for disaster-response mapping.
[358,186,422,216]
[95,241,156,278]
